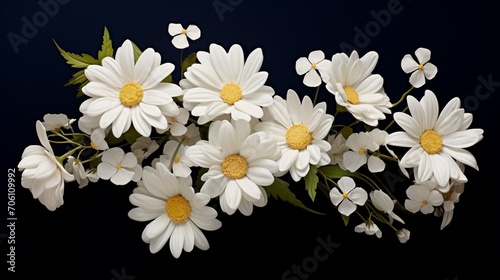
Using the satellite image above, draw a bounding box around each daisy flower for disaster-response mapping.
[254,89,334,182]
[97,147,142,185]
[324,50,392,127]
[295,50,331,87]
[168,23,201,49]
[81,39,183,138]
[17,121,74,211]
[387,90,483,187]
[128,162,221,257]
[181,43,275,124]
[404,181,444,214]
[401,47,438,88]
[184,119,280,215]
[329,176,367,216]
[41,113,75,131]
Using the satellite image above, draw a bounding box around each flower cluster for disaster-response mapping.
[18,23,483,258]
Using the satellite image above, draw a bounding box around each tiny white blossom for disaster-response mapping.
[65,156,89,188]
[396,228,411,243]
[295,50,331,87]
[354,221,382,238]
[401,47,438,88]
[404,181,444,214]
[97,147,142,185]
[370,190,404,224]
[168,23,201,49]
[131,136,160,164]
[41,113,75,131]
[329,176,367,216]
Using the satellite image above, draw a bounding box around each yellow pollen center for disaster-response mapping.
[119,82,144,107]
[222,154,248,179]
[342,193,349,199]
[420,130,443,154]
[181,29,187,34]
[220,83,243,105]
[343,86,360,104]
[286,124,312,150]
[90,141,98,150]
[165,195,191,222]
[358,147,365,154]
[418,64,424,70]
[116,164,122,170]
[421,200,428,205]
[311,63,317,69]
[174,156,180,163]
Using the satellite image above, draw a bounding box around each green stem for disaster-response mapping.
[312,85,321,105]
[391,86,414,108]
[169,138,185,170]
[384,106,408,131]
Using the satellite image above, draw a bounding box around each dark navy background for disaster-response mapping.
[2,0,498,279]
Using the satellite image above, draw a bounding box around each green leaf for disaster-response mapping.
[341,214,350,226]
[130,41,142,62]
[105,126,141,146]
[340,125,353,139]
[97,26,113,61]
[181,52,197,74]
[54,39,99,68]
[266,177,324,215]
[304,165,319,201]
[318,165,354,179]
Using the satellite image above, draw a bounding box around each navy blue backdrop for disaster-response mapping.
[2,0,498,279]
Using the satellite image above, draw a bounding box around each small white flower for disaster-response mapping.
[440,162,465,229]
[185,119,280,215]
[90,128,109,151]
[154,140,192,178]
[329,176,367,216]
[354,221,382,238]
[401,47,438,88]
[170,123,201,146]
[181,43,275,124]
[370,190,404,224]
[65,156,89,188]
[128,162,221,257]
[254,89,334,182]
[326,133,349,171]
[295,50,331,87]
[131,136,160,164]
[396,228,411,243]
[41,113,75,131]
[17,121,74,211]
[162,107,189,137]
[168,23,201,49]
[404,181,444,214]
[97,147,142,185]
[343,132,384,173]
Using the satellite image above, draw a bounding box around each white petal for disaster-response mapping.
[172,35,189,49]
[401,54,418,73]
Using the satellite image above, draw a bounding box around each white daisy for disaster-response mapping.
[404,181,444,214]
[81,39,183,138]
[401,47,438,88]
[295,50,331,87]
[254,89,334,182]
[168,23,201,49]
[324,50,392,127]
[128,162,221,257]
[41,113,75,131]
[387,90,483,187]
[97,147,142,185]
[17,121,74,211]
[184,119,280,215]
[181,43,275,124]
[329,176,367,216]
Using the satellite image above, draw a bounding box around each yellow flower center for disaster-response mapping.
[342,193,349,199]
[181,29,187,35]
[174,156,180,163]
[222,154,248,179]
[286,124,312,150]
[220,83,243,105]
[311,63,317,69]
[421,200,428,205]
[420,130,442,154]
[165,195,191,222]
[116,164,122,170]
[358,147,365,154]
[418,64,424,70]
[119,82,144,107]
[343,86,359,105]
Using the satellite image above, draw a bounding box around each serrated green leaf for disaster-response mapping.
[54,39,99,68]
[64,69,87,86]
[266,177,324,215]
[304,165,319,201]
[97,26,113,61]
[318,165,354,179]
